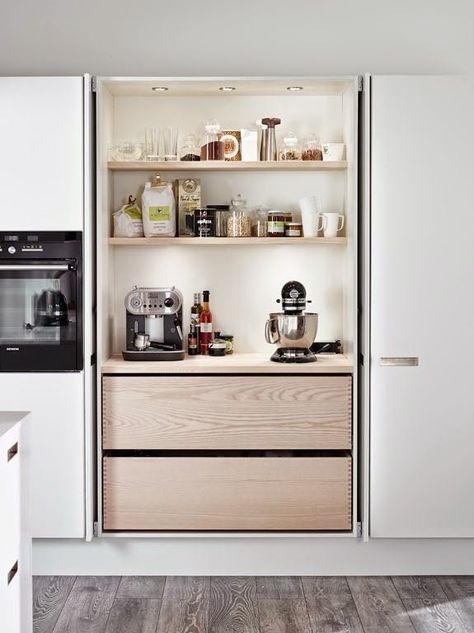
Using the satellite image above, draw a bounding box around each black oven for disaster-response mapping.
[0,231,83,371]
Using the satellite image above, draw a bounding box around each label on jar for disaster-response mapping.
[200,322,212,333]
[268,220,285,235]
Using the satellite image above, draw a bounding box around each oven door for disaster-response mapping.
[0,260,82,371]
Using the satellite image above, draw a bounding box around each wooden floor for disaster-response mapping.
[33,576,474,633]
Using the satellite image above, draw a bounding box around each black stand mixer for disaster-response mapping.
[265,281,318,363]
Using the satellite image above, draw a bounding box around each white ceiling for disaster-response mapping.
[0,0,473,76]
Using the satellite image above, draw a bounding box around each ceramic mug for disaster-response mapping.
[322,143,345,161]
[321,213,345,238]
[299,196,322,237]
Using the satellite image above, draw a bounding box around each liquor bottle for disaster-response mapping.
[191,292,202,354]
[199,290,213,355]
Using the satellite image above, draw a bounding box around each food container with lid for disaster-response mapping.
[194,208,215,237]
[208,339,227,356]
[227,195,252,237]
[279,131,301,161]
[268,211,292,237]
[207,205,230,237]
[302,134,323,161]
[180,133,201,161]
[285,222,302,237]
[201,120,225,160]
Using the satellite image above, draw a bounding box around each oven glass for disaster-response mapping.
[0,261,81,370]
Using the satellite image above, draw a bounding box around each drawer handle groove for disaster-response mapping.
[7,561,18,585]
[7,442,18,462]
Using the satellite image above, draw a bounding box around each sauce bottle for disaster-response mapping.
[199,290,213,355]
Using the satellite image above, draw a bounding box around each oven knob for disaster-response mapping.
[8,246,16,254]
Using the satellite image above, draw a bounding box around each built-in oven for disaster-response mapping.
[0,231,83,371]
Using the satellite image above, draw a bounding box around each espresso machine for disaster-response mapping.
[122,286,185,361]
[265,281,318,363]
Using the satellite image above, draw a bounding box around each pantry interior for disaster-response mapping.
[96,76,360,536]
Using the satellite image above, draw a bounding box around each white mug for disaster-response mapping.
[299,196,322,237]
[321,213,345,238]
[322,143,345,161]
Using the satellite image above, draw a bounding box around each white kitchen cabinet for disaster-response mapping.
[0,77,84,231]
[370,76,474,537]
[0,413,32,633]
[0,375,86,538]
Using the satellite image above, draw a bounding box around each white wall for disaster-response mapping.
[1,0,473,76]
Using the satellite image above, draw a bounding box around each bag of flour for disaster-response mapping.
[142,174,176,237]
[113,196,144,237]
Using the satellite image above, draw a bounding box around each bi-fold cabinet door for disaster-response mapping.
[369,75,474,537]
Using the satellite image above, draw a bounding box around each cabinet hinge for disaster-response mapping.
[93,521,99,537]
[91,76,97,93]
[358,76,363,92]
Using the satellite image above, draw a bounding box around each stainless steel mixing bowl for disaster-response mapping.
[265,312,319,348]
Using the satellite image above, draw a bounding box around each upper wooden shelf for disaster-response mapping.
[107,160,347,172]
[109,237,347,246]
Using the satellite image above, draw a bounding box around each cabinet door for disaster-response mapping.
[0,77,84,231]
[370,76,474,537]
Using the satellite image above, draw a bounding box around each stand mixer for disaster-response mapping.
[265,281,318,363]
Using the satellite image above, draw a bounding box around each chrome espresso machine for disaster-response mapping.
[122,286,185,361]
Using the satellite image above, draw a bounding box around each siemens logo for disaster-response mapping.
[6,347,19,351]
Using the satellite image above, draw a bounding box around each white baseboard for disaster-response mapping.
[33,537,474,576]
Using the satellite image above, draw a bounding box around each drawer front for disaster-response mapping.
[103,375,352,450]
[103,456,352,531]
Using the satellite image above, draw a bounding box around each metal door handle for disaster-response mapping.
[7,442,18,462]
[0,264,70,271]
[380,357,419,366]
[7,561,18,585]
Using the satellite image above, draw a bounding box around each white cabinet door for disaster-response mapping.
[0,77,84,231]
[0,375,85,538]
[370,76,474,537]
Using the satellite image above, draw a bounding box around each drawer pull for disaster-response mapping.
[380,357,419,367]
[7,561,18,585]
[7,442,18,462]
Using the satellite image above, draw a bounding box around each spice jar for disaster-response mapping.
[279,131,301,161]
[302,134,323,161]
[285,222,302,237]
[268,211,292,237]
[180,133,201,161]
[227,195,252,237]
[200,120,225,160]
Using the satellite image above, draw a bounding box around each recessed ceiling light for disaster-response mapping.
[287,86,304,91]
[219,86,236,92]
[152,86,168,92]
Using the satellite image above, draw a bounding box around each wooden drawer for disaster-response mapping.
[102,375,352,450]
[103,456,352,531]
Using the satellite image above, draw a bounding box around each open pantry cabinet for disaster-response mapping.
[96,76,360,537]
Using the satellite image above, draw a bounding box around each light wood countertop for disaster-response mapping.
[101,353,353,375]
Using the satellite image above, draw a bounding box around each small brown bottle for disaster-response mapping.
[188,323,198,355]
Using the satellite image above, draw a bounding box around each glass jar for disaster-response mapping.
[268,211,292,237]
[180,133,201,161]
[252,205,269,237]
[200,120,225,160]
[279,131,301,161]
[227,195,252,237]
[302,134,323,161]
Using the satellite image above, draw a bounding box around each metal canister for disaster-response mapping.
[207,205,229,237]
[194,208,215,237]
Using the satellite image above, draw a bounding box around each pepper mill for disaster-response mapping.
[259,117,281,161]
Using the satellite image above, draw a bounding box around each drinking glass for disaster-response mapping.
[144,128,162,161]
[163,127,178,161]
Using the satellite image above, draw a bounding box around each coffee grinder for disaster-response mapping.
[122,286,185,361]
[265,281,319,363]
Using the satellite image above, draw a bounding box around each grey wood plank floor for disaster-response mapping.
[33,576,474,633]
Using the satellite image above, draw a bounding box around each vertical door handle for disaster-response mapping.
[379,357,419,367]
[7,561,18,585]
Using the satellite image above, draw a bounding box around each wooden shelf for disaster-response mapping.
[102,353,354,375]
[108,236,346,246]
[107,160,347,172]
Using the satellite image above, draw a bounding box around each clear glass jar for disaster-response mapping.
[227,195,252,237]
[252,205,269,237]
[302,134,323,161]
[200,120,225,160]
[279,131,301,161]
[180,133,201,161]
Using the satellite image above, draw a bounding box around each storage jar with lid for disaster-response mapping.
[302,134,323,161]
[180,133,201,161]
[200,120,225,160]
[268,211,292,237]
[279,131,301,160]
[252,205,269,237]
[227,195,252,237]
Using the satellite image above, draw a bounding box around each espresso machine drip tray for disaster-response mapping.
[122,349,185,362]
[271,347,317,363]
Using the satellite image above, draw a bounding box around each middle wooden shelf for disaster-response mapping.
[108,236,347,246]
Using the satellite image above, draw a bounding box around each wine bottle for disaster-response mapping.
[199,290,213,355]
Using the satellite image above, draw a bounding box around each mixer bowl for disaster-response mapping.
[265,312,319,348]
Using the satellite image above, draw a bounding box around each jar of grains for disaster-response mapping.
[227,195,252,237]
